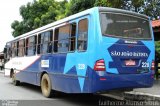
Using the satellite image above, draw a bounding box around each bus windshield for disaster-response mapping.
[100,13,151,39]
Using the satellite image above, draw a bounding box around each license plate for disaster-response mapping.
[125,60,136,66]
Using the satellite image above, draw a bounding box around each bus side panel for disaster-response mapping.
[38,53,90,93]
[49,53,91,93]
[49,14,93,93]
[12,53,90,93]
[16,57,41,85]
[50,66,82,93]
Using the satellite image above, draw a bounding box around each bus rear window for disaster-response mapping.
[100,13,151,39]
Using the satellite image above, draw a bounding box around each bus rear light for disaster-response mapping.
[151,60,155,71]
[100,78,107,80]
[94,59,106,71]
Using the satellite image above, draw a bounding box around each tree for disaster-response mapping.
[11,0,67,37]
[65,0,96,16]
[11,21,29,37]
[95,0,160,19]
[95,0,125,8]
[143,0,160,20]
[55,0,68,20]
[11,0,160,37]
[94,0,107,7]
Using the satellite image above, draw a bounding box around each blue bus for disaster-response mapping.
[4,7,155,97]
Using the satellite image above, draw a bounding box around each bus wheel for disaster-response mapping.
[11,72,20,86]
[41,74,52,98]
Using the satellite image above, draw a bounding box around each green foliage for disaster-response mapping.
[55,0,68,20]
[11,0,160,37]
[106,0,124,8]
[65,0,96,16]
[132,0,144,12]
[143,0,160,20]
[11,21,30,37]
[94,0,107,7]
[94,0,125,8]
[155,41,160,53]
[11,0,66,37]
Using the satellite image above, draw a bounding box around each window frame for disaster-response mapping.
[5,42,12,61]
[69,23,76,52]
[11,42,17,58]
[37,30,53,55]
[26,35,37,56]
[18,39,25,57]
[54,23,77,54]
[55,24,70,53]
[100,12,152,40]
[77,18,88,52]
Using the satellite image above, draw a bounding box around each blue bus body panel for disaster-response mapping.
[15,7,155,93]
[90,37,154,93]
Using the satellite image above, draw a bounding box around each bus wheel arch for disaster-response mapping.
[40,73,53,98]
[10,69,20,86]
[40,72,47,82]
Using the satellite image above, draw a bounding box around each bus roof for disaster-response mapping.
[8,7,149,43]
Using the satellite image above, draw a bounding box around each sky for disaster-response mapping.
[0,0,35,52]
[0,0,65,52]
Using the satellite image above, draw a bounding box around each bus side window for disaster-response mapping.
[18,39,25,57]
[27,37,31,56]
[37,34,41,54]
[38,30,53,54]
[47,30,53,53]
[43,31,52,54]
[69,23,76,51]
[14,42,17,57]
[34,36,37,55]
[17,41,19,56]
[11,43,13,57]
[11,43,14,57]
[77,19,88,51]
[26,36,36,56]
[5,43,11,61]
[12,42,17,57]
[41,33,45,54]
[56,25,70,53]
[54,29,59,53]
[25,38,28,56]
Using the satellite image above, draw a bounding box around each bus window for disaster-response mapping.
[37,34,41,54]
[11,42,17,57]
[77,19,88,51]
[54,23,76,53]
[55,25,70,53]
[100,13,151,39]
[26,36,37,56]
[69,23,76,51]
[11,43,14,57]
[37,30,53,54]
[18,39,25,57]
[25,38,28,55]
[5,43,11,61]
[48,31,53,53]
[43,31,53,54]
[54,29,58,53]
[17,41,19,56]
[41,33,46,54]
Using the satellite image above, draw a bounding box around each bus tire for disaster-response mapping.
[11,72,20,86]
[41,74,52,98]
